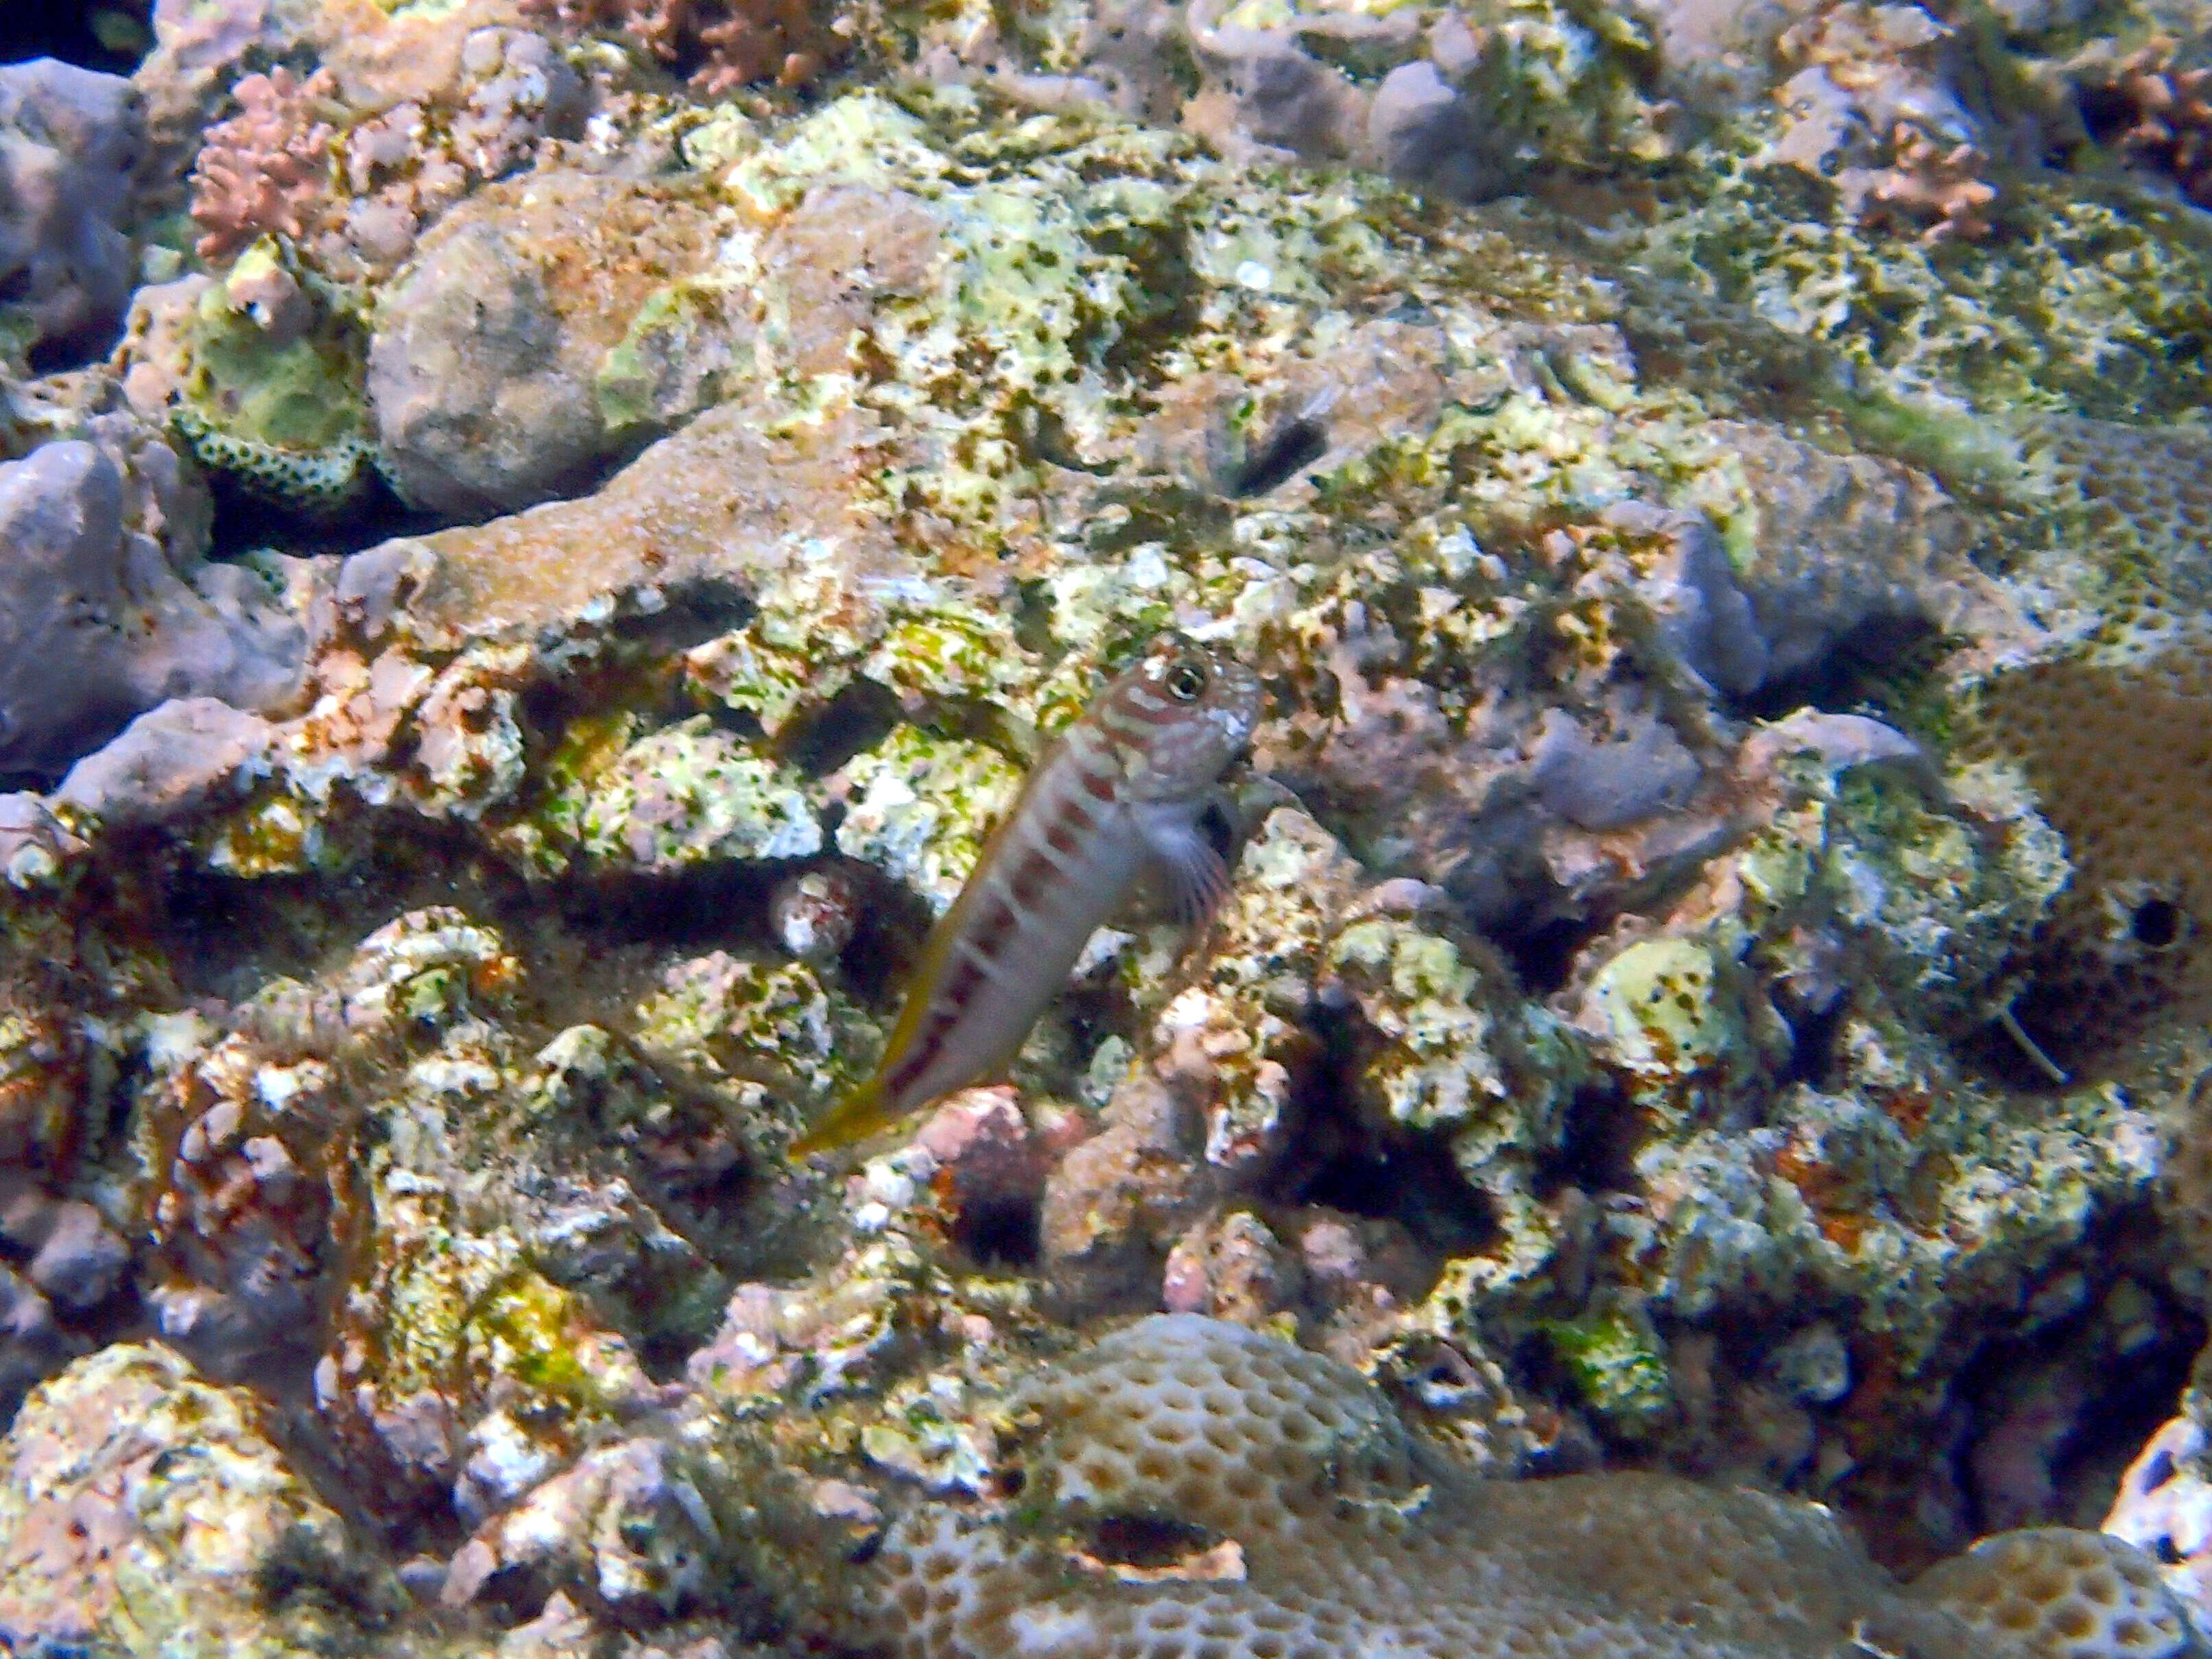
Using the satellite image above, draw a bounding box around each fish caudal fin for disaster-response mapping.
[789,1073,900,1158]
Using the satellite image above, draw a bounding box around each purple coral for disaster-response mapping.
[0,58,142,362]
[188,67,337,264]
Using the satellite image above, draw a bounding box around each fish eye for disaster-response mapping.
[1165,658,1210,702]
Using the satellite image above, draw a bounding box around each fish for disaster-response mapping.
[792,633,1265,1156]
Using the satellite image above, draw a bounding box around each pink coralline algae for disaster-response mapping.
[188,67,337,264]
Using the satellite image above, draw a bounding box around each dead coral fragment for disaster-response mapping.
[189,68,338,265]
[523,0,842,93]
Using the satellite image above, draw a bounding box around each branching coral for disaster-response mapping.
[2079,41,2212,209]
[521,0,843,94]
[1864,121,1999,243]
[1766,1,2001,242]
[188,67,338,265]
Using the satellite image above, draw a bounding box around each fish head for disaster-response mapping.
[1108,633,1265,802]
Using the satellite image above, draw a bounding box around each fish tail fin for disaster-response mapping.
[789,1072,898,1158]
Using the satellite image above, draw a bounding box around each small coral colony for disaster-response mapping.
[2,0,2212,1653]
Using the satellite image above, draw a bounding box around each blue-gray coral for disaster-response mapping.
[0,59,140,368]
[0,438,302,778]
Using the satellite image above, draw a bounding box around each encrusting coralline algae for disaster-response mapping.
[5,0,2212,1651]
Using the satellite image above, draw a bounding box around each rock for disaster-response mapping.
[368,170,729,518]
[0,792,78,882]
[0,59,141,366]
[0,1263,70,1420]
[0,440,304,778]
[1530,706,1703,831]
[24,1202,130,1313]
[0,1344,394,1654]
[53,697,274,828]
[1367,61,1512,202]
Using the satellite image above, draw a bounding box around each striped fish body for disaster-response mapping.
[792,634,1263,1156]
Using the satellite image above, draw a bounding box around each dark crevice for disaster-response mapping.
[1735,614,1944,726]
[953,1192,1043,1271]
[773,679,904,777]
[1495,911,1607,997]
[556,859,794,951]
[1084,1514,1223,1570]
[608,575,756,653]
[202,466,435,561]
[1532,1082,1641,1201]
[1263,1003,1501,1261]
[2132,898,2183,950]
[1,1,150,72]
[1947,1223,2203,1538]
[1774,993,1846,1090]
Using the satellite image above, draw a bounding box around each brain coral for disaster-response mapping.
[854,1315,2196,1659]
[1963,417,2212,1077]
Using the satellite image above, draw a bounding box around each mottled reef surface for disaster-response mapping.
[8,0,2212,1651]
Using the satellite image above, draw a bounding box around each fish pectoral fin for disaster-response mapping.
[789,1074,899,1159]
[1145,828,1234,929]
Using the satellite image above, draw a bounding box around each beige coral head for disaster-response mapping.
[1910,1528,2200,1659]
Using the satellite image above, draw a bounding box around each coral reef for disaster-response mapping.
[523,0,845,93]
[2073,40,2212,210]
[0,0,2207,1647]
[188,67,338,265]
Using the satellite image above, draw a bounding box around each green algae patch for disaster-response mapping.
[1540,1306,1673,1435]
[836,728,1024,915]
[562,717,823,872]
[595,275,757,438]
[473,1269,636,1410]
[169,241,376,511]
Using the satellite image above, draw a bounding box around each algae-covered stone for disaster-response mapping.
[1584,935,1765,1127]
[569,717,822,871]
[1325,919,1512,1133]
[594,274,757,439]
[119,248,377,514]
[1540,1302,1674,1437]
[836,728,1023,914]
[370,171,728,518]
[0,1344,395,1655]
[635,951,876,1135]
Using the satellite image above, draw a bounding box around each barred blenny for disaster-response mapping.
[792,634,1264,1156]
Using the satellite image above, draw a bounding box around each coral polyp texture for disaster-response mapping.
[522,0,844,93]
[855,1316,2198,1659]
[1958,419,2212,1078]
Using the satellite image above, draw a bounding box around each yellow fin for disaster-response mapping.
[789,1071,903,1158]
